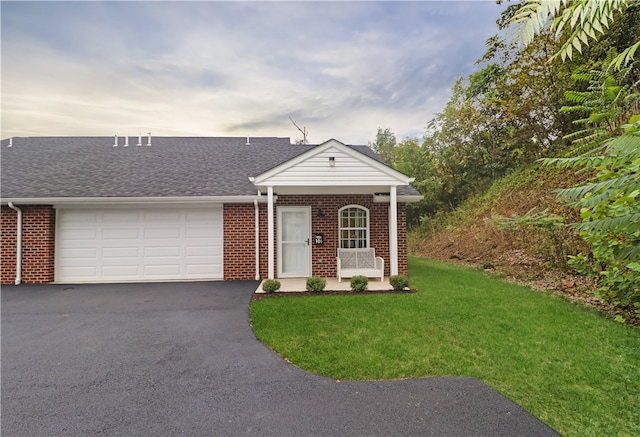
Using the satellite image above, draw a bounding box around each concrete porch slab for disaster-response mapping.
[255,278,393,293]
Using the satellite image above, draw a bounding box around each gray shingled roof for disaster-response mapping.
[1,136,420,199]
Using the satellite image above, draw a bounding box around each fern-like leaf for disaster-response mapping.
[574,213,640,234]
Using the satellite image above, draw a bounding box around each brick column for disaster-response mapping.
[1,205,56,284]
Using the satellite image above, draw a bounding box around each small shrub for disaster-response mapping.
[389,275,409,291]
[262,279,281,294]
[306,276,327,292]
[350,275,368,292]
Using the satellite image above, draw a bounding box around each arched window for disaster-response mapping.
[339,206,369,248]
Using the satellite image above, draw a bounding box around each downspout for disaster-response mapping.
[7,202,22,285]
[254,199,260,280]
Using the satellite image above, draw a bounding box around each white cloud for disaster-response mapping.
[1,1,506,144]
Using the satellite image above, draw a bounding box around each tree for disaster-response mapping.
[393,137,442,226]
[369,127,397,166]
[418,12,581,212]
[289,117,308,145]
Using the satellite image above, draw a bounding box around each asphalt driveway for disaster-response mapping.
[1,281,559,436]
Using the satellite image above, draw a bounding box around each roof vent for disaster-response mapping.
[137,133,142,146]
[246,136,251,146]
[124,136,129,147]
[113,135,118,147]
[7,137,12,147]
[146,132,151,146]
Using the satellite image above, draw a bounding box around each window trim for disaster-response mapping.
[338,205,370,249]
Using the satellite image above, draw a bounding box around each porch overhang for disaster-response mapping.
[252,139,421,280]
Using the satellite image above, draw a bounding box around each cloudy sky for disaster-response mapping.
[1,1,508,145]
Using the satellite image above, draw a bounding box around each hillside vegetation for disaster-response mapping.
[410,162,639,326]
[372,2,639,325]
[408,164,626,318]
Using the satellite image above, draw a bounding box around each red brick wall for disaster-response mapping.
[223,204,260,280]
[223,196,408,280]
[1,205,56,284]
[1,206,17,284]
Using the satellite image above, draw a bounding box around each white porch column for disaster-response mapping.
[389,185,398,276]
[267,186,275,279]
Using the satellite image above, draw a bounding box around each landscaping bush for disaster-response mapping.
[262,279,281,294]
[389,275,409,291]
[350,275,368,292]
[306,276,327,292]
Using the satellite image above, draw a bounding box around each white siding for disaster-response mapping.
[56,207,223,282]
[259,146,404,187]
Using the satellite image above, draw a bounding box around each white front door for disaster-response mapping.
[277,207,311,278]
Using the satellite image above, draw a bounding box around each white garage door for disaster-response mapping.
[56,207,223,283]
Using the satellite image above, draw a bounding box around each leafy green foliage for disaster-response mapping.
[349,275,368,292]
[560,58,640,155]
[499,0,640,323]
[545,116,640,320]
[510,0,635,67]
[368,127,397,166]
[262,279,281,294]
[306,276,327,292]
[389,275,409,291]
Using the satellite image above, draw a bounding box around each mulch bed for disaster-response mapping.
[251,288,417,301]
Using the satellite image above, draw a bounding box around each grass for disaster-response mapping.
[250,257,640,437]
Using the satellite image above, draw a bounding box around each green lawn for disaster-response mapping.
[250,257,640,437]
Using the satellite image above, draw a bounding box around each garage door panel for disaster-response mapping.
[61,211,99,223]
[185,210,219,221]
[62,266,98,278]
[102,247,139,258]
[58,258,97,267]
[186,264,221,275]
[102,265,141,277]
[144,227,181,239]
[59,247,98,259]
[186,246,220,256]
[102,228,139,240]
[143,264,181,276]
[189,252,222,261]
[144,246,181,257]
[102,211,140,223]
[186,226,220,238]
[61,229,98,240]
[57,207,223,282]
[143,211,182,222]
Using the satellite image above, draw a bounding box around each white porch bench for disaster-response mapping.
[337,248,384,282]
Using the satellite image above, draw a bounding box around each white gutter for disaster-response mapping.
[254,199,260,280]
[7,202,22,285]
[1,196,271,206]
